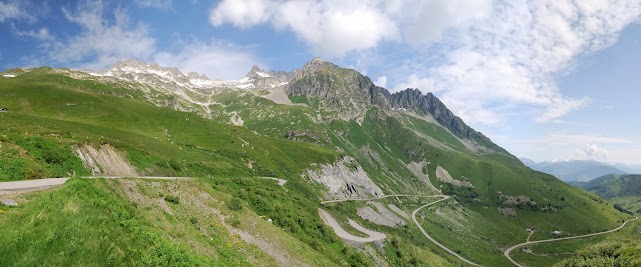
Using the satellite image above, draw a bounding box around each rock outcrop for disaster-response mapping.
[73,143,139,177]
[285,58,391,122]
[306,155,384,200]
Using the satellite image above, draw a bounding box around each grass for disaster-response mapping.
[0,178,218,266]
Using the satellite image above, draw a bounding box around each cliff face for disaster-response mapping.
[390,89,473,139]
[389,88,514,157]
[281,58,516,161]
[285,58,390,122]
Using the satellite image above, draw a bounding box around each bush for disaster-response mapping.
[225,216,241,227]
[164,195,180,204]
[227,197,242,211]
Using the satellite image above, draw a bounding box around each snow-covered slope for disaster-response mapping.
[88,59,270,91]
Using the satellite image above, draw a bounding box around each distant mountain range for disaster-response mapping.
[573,174,641,213]
[520,158,628,182]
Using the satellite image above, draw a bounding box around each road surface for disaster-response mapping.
[0,176,192,195]
[317,208,386,244]
[320,194,448,204]
[411,196,483,266]
[322,194,482,266]
[503,217,638,267]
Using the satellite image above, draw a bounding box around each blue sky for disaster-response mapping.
[1,0,641,164]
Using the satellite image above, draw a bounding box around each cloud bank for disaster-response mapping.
[211,0,641,125]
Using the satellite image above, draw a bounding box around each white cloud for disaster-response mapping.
[16,1,261,80]
[0,0,31,22]
[574,144,609,161]
[154,40,263,80]
[13,26,53,41]
[134,0,172,9]
[403,0,492,45]
[210,0,399,57]
[210,0,276,28]
[41,1,157,70]
[394,0,641,125]
[374,76,387,88]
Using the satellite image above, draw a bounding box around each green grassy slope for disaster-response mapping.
[576,174,641,213]
[0,66,633,266]
[0,178,363,266]
[0,70,338,180]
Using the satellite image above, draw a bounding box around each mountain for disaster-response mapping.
[0,59,632,266]
[574,174,641,213]
[520,158,627,182]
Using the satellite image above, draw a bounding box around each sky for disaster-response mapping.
[1,0,641,165]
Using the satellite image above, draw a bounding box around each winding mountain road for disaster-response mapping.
[321,194,482,266]
[504,217,638,267]
[317,208,386,244]
[411,196,482,266]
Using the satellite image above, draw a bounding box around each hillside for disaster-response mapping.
[0,59,633,266]
[520,158,626,182]
[575,174,641,213]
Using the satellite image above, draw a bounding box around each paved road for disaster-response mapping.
[0,176,192,195]
[504,217,639,267]
[411,196,483,266]
[320,194,448,204]
[322,194,482,266]
[317,208,386,244]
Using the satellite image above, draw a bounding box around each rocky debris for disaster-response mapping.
[284,130,329,143]
[262,87,295,105]
[387,204,410,219]
[407,161,439,192]
[371,202,405,226]
[402,143,424,159]
[498,207,517,217]
[358,206,397,227]
[357,201,406,228]
[499,193,537,206]
[73,143,139,177]
[0,199,18,206]
[435,165,474,187]
[306,156,384,200]
[229,111,244,126]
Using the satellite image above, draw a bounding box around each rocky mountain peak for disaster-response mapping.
[301,57,331,73]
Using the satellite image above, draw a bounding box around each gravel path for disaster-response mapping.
[504,217,638,267]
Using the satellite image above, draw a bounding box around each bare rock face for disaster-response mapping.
[285,58,391,122]
[73,143,139,177]
[306,155,384,200]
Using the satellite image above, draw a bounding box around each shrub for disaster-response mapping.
[164,195,180,204]
[227,197,242,211]
[225,216,241,227]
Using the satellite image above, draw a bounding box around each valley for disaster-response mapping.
[0,58,636,266]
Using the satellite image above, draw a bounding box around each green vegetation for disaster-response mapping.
[575,174,641,213]
[0,178,218,266]
[164,195,180,204]
[0,64,634,266]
